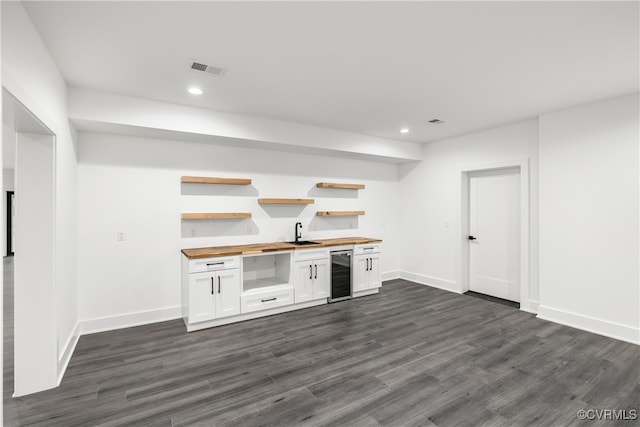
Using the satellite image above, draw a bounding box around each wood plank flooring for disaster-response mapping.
[4,259,639,426]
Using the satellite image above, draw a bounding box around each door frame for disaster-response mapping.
[458,159,532,312]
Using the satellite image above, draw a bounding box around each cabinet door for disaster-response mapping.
[294,261,314,303]
[368,255,381,289]
[312,258,330,300]
[188,272,216,323]
[353,255,369,292]
[215,269,241,318]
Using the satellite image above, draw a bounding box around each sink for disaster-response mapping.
[287,240,321,246]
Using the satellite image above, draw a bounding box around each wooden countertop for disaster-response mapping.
[181,237,382,259]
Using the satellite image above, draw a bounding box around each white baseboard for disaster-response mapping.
[57,322,80,385]
[537,305,639,345]
[79,306,182,335]
[382,270,401,281]
[399,271,462,294]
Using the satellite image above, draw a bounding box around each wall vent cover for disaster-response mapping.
[428,118,446,124]
[188,60,227,77]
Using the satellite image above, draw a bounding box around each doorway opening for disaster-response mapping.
[459,160,531,312]
[6,191,14,256]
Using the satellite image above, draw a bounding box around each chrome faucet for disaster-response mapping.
[295,222,302,243]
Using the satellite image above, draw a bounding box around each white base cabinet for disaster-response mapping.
[183,256,241,325]
[183,243,381,332]
[293,248,329,303]
[188,269,241,323]
[353,244,381,292]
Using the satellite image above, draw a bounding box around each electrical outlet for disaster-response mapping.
[117,231,126,241]
[246,226,252,234]
[190,228,197,237]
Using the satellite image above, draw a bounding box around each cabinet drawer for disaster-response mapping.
[241,287,294,313]
[189,256,239,273]
[294,248,329,262]
[354,244,381,255]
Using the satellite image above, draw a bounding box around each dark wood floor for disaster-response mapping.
[3,257,15,414]
[4,257,639,426]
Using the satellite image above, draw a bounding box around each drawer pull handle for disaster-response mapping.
[309,265,313,280]
[314,264,318,279]
[218,276,221,293]
[363,247,374,250]
[206,262,225,266]
[211,277,214,294]
[261,297,277,303]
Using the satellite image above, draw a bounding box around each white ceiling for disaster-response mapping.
[23,1,639,144]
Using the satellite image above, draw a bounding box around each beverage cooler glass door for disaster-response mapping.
[330,250,352,302]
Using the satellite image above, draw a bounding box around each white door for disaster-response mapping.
[312,258,329,299]
[469,168,520,302]
[353,255,369,292]
[215,269,241,318]
[368,255,381,289]
[188,272,216,322]
[294,261,314,303]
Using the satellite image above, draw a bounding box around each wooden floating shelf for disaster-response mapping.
[182,212,252,220]
[258,198,315,205]
[317,211,365,217]
[181,176,252,185]
[316,182,365,190]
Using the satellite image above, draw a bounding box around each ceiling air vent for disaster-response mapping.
[428,118,446,124]
[188,60,227,77]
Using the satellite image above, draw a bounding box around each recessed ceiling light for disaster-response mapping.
[188,87,203,95]
[400,128,410,134]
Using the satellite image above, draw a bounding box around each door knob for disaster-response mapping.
[468,235,477,240]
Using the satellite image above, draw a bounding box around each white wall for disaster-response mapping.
[14,132,57,396]
[398,120,540,305]
[77,132,401,331]
[538,93,639,344]
[2,1,79,386]
[3,168,15,257]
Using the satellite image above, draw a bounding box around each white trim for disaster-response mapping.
[399,271,462,294]
[185,300,326,332]
[79,306,182,335]
[459,159,532,312]
[57,322,79,385]
[381,270,401,281]
[537,305,640,345]
[353,288,380,298]
[521,300,539,314]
